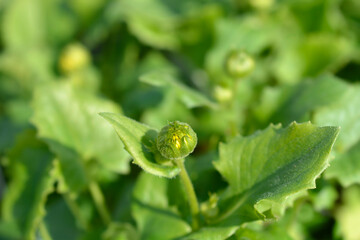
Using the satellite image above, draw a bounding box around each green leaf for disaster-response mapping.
[314,85,360,153]
[268,75,349,126]
[206,16,277,82]
[31,81,130,176]
[44,197,82,240]
[140,70,217,109]
[325,140,360,187]
[2,0,75,49]
[297,34,353,77]
[142,89,195,129]
[50,144,88,194]
[99,112,180,178]
[1,130,55,240]
[0,220,22,240]
[178,226,238,240]
[310,185,338,211]
[212,122,339,225]
[335,185,360,240]
[235,222,293,240]
[308,82,360,186]
[116,0,180,49]
[0,49,55,94]
[102,222,139,240]
[132,172,191,239]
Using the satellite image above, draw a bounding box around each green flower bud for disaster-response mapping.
[59,43,90,74]
[213,85,233,103]
[157,121,197,160]
[225,50,255,79]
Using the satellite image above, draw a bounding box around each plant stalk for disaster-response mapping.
[63,193,88,230]
[175,159,200,230]
[39,221,53,240]
[89,181,111,225]
[230,80,240,137]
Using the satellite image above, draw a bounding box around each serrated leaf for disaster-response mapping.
[31,81,130,177]
[178,226,238,240]
[99,112,180,178]
[132,173,191,240]
[212,122,339,226]
[1,130,55,240]
[140,70,217,109]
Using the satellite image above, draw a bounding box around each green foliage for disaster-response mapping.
[100,112,180,178]
[32,81,130,174]
[213,122,339,225]
[0,0,359,239]
[140,71,217,109]
[1,130,55,240]
[132,173,191,239]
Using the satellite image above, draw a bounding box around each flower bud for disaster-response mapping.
[59,43,90,74]
[157,121,197,160]
[213,85,233,103]
[225,50,255,79]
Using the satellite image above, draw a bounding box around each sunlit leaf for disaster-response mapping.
[100,112,180,178]
[140,70,217,109]
[32,81,130,176]
[212,122,339,225]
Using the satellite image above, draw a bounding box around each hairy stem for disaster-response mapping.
[89,181,111,225]
[175,159,200,230]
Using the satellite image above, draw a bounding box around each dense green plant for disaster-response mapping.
[0,0,360,239]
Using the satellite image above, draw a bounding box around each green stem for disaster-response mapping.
[175,159,200,230]
[230,80,240,137]
[63,193,88,230]
[39,221,53,240]
[89,181,111,225]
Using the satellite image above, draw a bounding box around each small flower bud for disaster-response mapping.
[157,121,197,160]
[225,50,255,79]
[213,85,233,103]
[59,43,90,74]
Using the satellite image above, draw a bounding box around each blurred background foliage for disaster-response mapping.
[0,0,359,239]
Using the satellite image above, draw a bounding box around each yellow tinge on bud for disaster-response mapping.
[156,121,197,160]
[59,43,90,74]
